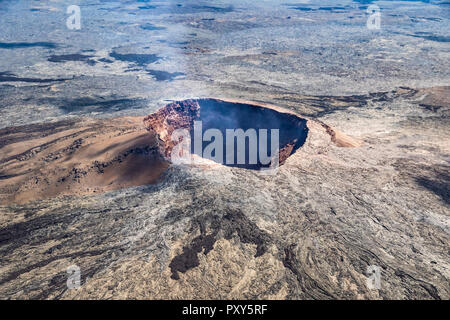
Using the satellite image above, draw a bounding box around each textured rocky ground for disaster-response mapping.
[0,86,448,299]
[0,0,449,300]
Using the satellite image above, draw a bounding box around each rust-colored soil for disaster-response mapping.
[0,116,169,204]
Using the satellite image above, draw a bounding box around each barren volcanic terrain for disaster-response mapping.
[0,0,449,300]
[1,87,449,299]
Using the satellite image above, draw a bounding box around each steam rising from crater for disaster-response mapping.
[144,98,309,170]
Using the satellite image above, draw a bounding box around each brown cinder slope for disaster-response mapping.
[0,116,168,204]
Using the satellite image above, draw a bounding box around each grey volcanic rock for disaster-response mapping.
[0,87,449,299]
[0,0,448,300]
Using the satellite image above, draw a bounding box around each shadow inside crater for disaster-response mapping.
[190,99,309,170]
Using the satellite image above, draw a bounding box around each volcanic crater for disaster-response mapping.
[0,99,331,204]
[144,98,309,170]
